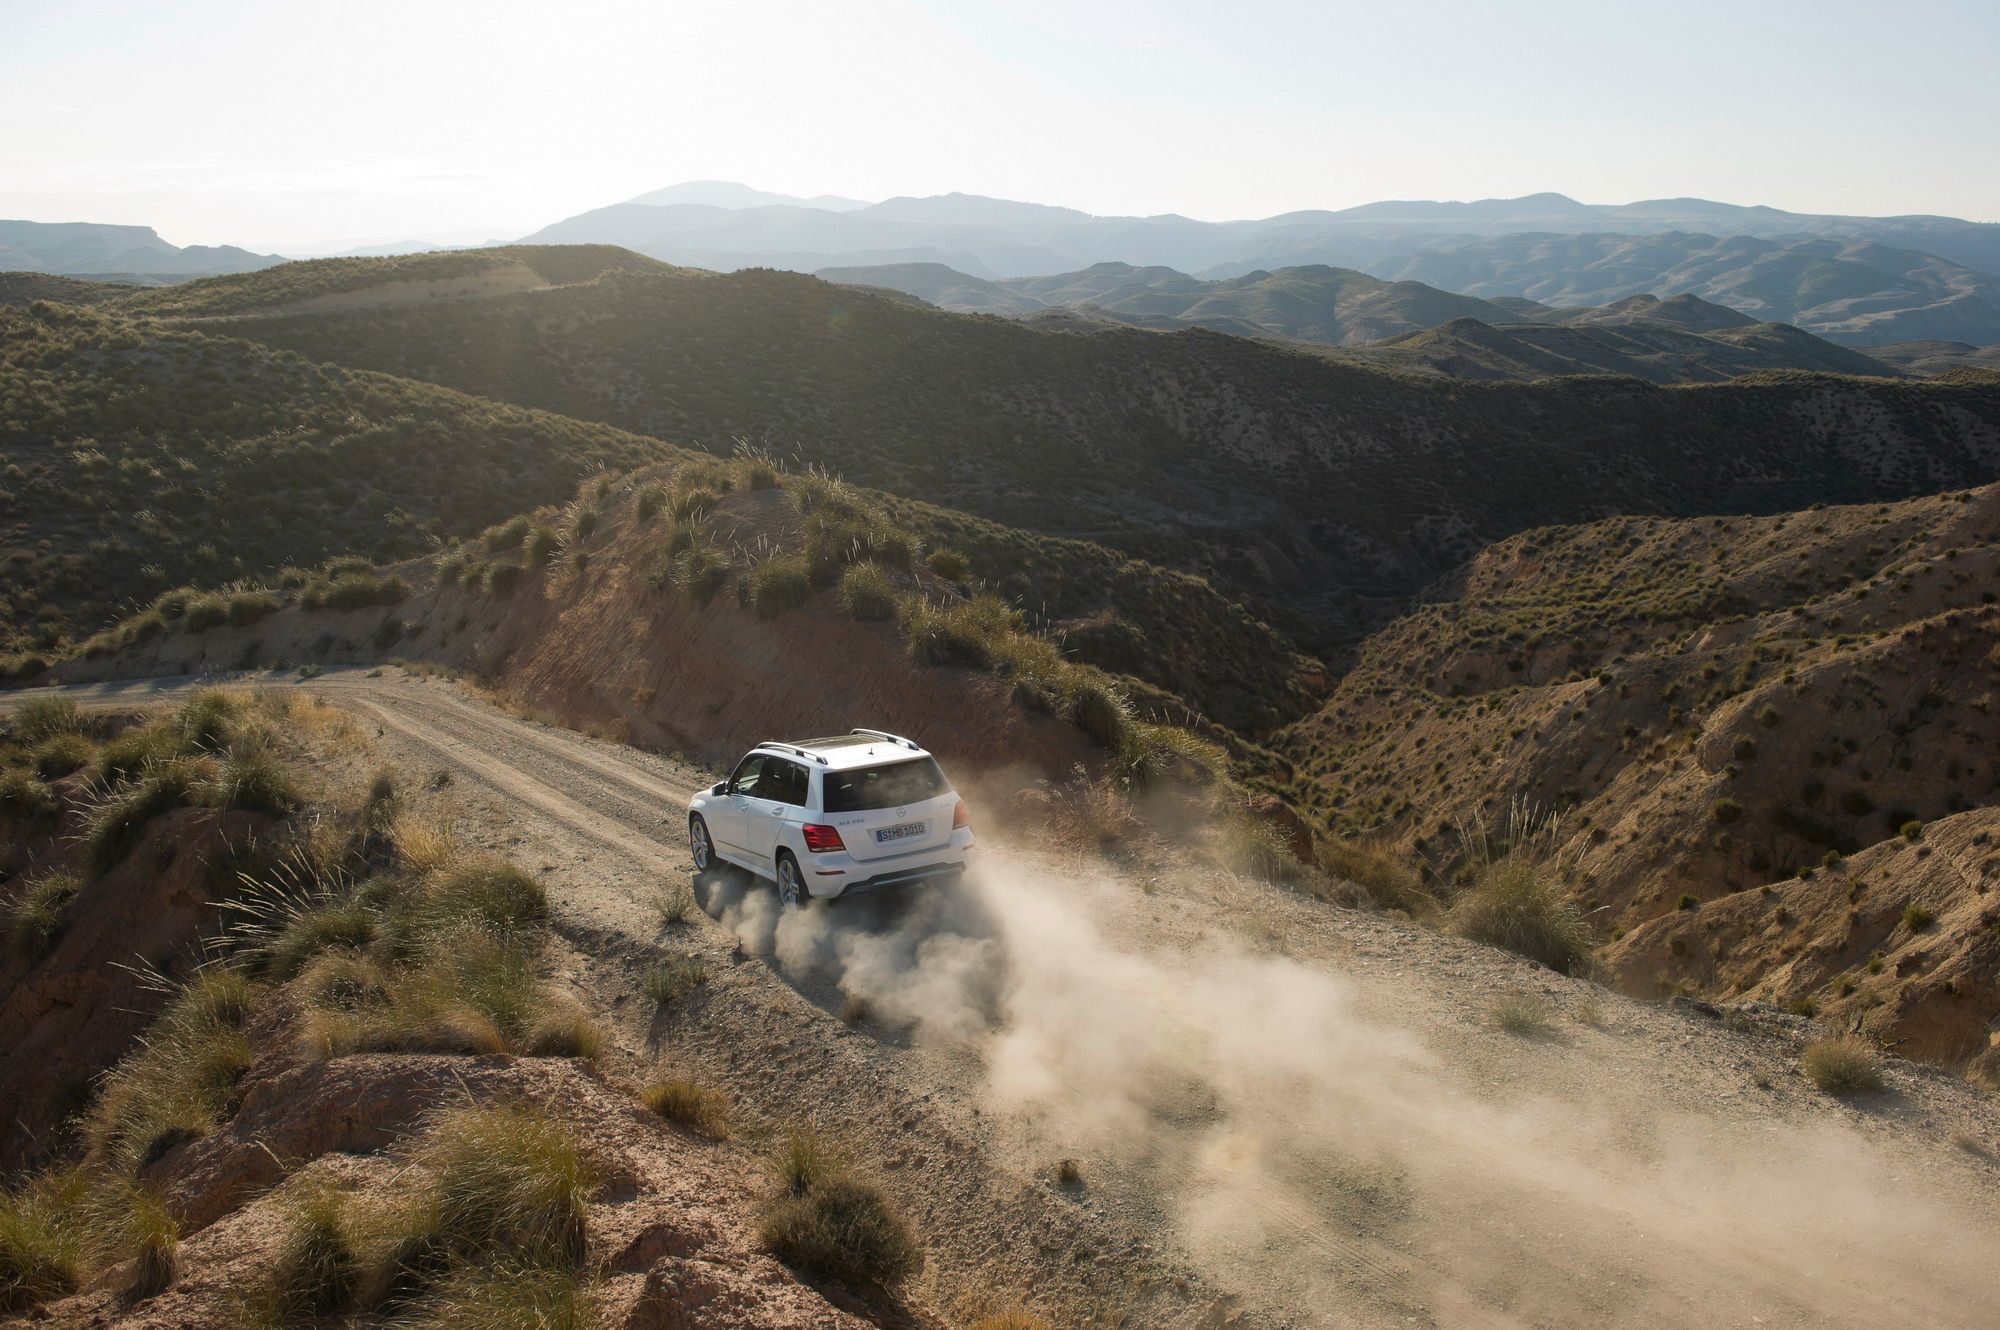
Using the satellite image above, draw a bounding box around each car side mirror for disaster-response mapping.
[711,781,728,795]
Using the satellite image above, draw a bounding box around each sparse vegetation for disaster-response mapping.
[1802,1037,1884,1094]
[641,1078,731,1138]
[1491,995,1555,1037]
[643,956,709,1006]
[1447,812,1593,975]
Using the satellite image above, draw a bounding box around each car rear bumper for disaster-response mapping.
[831,858,968,898]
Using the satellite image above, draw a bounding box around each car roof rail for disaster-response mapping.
[755,740,827,764]
[850,727,921,751]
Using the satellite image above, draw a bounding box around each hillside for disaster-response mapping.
[0,302,1311,730]
[0,304,668,658]
[819,262,1904,381]
[1359,316,1900,384]
[1367,232,2000,346]
[156,258,2000,655]
[1870,340,2000,375]
[1279,485,2000,1076]
[110,243,668,317]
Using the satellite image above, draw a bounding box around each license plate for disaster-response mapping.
[875,822,926,843]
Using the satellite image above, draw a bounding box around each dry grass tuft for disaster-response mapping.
[3,869,83,961]
[1451,857,1594,976]
[642,956,709,1006]
[760,1177,922,1289]
[765,1122,850,1197]
[640,1078,731,1139]
[85,967,252,1175]
[391,808,461,875]
[0,1168,87,1312]
[1316,838,1431,914]
[254,1182,357,1322]
[1491,995,1556,1037]
[1802,1037,1885,1094]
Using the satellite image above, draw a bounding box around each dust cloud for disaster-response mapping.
[702,859,2000,1328]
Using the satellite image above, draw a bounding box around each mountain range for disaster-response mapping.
[815,261,1910,379]
[10,186,2000,347]
[0,219,280,283]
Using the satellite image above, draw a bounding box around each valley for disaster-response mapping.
[4,233,1999,1329]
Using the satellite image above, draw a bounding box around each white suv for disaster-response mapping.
[686,729,974,907]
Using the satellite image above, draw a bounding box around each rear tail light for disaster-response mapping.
[952,800,971,831]
[802,823,846,853]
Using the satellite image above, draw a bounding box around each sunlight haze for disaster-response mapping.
[5,0,1998,249]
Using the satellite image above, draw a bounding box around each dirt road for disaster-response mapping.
[11,669,2000,1329]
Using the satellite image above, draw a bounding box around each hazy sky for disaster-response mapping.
[5,0,1997,250]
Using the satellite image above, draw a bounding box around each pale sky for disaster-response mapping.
[4,0,1997,251]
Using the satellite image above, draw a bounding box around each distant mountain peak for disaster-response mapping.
[623,180,871,212]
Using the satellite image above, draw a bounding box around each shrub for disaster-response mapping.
[31,733,92,779]
[971,1314,1053,1330]
[0,1169,88,1311]
[177,689,238,750]
[484,516,530,551]
[1067,678,1130,749]
[1731,736,1757,761]
[1450,859,1593,975]
[11,696,81,744]
[641,1079,731,1138]
[760,1177,921,1288]
[634,485,665,521]
[1709,798,1744,824]
[2,870,82,961]
[207,742,301,813]
[1755,705,1781,728]
[766,1123,848,1197]
[522,1001,606,1060]
[484,562,524,599]
[118,1185,180,1302]
[181,592,230,632]
[925,547,970,581]
[747,556,811,619]
[1491,995,1555,1037]
[669,485,723,521]
[1900,819,1924,842]
[901,594,1017,668]
[671,549,732,606]
[643,956,708,1006]
[227,590,281,627]
[388,1263,592,1330]
[96,720,188,784]
[81,756,211,874]
[1215,812,1303,885]
[85,968,252,1175]
[256,1184,357,1321]
[303,571,408,611]
[1902,904,1936,931]
[1315,838,1429,914]
[1116,721,1224,789]
[1802,1037,1884,1093]
[0,770,57,816]
[836,562,897,621]
[265,903,378,980]
[416,1104,593,1269]
[423,857,549,933]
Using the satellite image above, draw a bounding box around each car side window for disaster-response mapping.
[775,760,809,807]
[727,754,765,796]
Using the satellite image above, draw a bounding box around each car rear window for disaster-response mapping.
[822,757,950,812]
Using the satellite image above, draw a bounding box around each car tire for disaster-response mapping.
[688,814,713,872]
[775,850,805,909]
